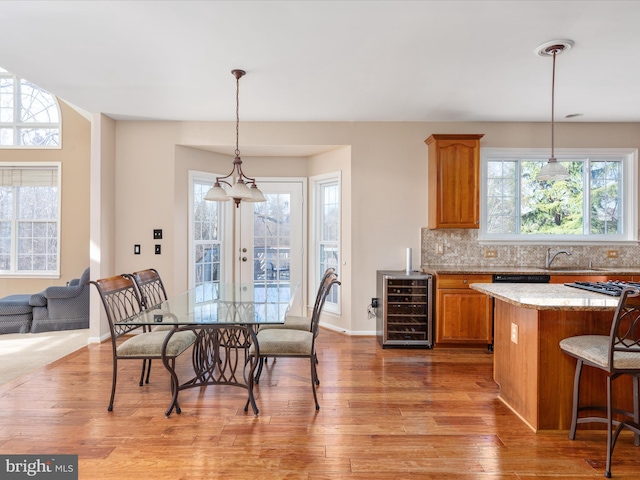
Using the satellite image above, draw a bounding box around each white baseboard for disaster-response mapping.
[88,332,110,344]
[319,322,376,336]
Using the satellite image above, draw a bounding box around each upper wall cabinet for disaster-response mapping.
[425,134,484,229]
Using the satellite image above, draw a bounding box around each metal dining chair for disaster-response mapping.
[90,275,195,411]
[257,267,336,376]
[259,267,335,333]
[250,272,341,410]
[130,268,173,383]
[559,286,640,478]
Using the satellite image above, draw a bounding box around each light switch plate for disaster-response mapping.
[155,244,161,255]
[134,244,141,255]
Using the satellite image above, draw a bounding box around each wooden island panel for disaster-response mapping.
[493,301,539,428]
[493,298,634,431]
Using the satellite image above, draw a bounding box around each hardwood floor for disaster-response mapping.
[1,329,640,479]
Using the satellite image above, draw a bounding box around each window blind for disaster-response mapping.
[0,166,58,187]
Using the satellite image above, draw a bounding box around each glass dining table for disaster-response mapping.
[119,281,298,416]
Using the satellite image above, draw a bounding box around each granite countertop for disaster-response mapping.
[421,264,640,276]
[469,283,621,311]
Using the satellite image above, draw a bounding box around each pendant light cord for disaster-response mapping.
[235,73,241,158]
[550,48,557,161]
[533,39,573,181]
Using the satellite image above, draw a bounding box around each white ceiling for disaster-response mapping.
[1,1,640,123]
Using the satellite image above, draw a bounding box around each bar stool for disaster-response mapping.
[559,287,640,478]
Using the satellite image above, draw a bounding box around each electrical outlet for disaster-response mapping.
[436,243,444,255]
[607,250,619,258]
[510,323,518,344]
[484,249,497,258]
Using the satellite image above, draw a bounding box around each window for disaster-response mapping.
[0,164,61,275]
[0,67,60,147]
[311,173,341,313]
[480,148,637,243]
[190,174,225,288]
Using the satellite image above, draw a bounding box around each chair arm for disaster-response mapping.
[29,292,48,307]
[43,284,84,300]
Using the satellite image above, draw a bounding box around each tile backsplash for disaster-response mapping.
[421,228,640,269]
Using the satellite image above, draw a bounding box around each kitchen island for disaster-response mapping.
[470,283,632,432]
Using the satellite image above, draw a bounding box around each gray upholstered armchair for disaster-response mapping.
[29,267,90,333]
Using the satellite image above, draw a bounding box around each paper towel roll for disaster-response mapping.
[406,247,412,274]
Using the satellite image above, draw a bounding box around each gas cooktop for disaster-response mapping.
[564,280,640,297]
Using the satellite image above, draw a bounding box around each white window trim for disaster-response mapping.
[479,148,638,245]
[0,161,62,277]
[187,170,233,289]
[310,171,341,315]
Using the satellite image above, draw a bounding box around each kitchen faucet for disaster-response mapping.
[546,248,572,268]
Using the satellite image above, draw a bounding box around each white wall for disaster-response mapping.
[105,120,640,334]
[89,113,117,342]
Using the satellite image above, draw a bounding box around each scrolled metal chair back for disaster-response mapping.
[131,268,168,310]
[309,268,335,321]
[611,287,640,358]
[90,275,144,338]
[310,272,341,338]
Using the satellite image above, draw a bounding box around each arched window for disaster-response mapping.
[0,67,61,147]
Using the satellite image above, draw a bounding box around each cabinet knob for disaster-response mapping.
[463,279,468,284]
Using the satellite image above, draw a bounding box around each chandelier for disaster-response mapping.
[204,69,265,206]
[535,40,573,182]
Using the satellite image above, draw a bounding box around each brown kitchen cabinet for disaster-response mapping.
[435,274,493,347]
[425,134,484,229]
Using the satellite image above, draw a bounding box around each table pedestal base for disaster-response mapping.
[162,325,260,416]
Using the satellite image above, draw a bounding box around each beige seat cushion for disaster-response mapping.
[117,330,195,358]
[251,328,313,356]
[560,335,640,370]
[152,325,174,332]
[259,315,311,332]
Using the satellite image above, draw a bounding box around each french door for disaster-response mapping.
[236,180,305,317]
[190,175,305,317]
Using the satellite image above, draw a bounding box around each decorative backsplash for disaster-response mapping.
[421,228,640,269]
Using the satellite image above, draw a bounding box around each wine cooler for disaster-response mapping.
[376,270,433,348]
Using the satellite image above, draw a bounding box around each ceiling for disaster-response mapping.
[1,1,640,123]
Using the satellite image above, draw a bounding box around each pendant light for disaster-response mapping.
[535,40,574,182]
[204,69,266,206]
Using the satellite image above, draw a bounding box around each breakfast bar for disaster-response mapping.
[470,282,633,432]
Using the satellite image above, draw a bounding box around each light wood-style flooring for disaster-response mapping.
[1,330,640,479]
